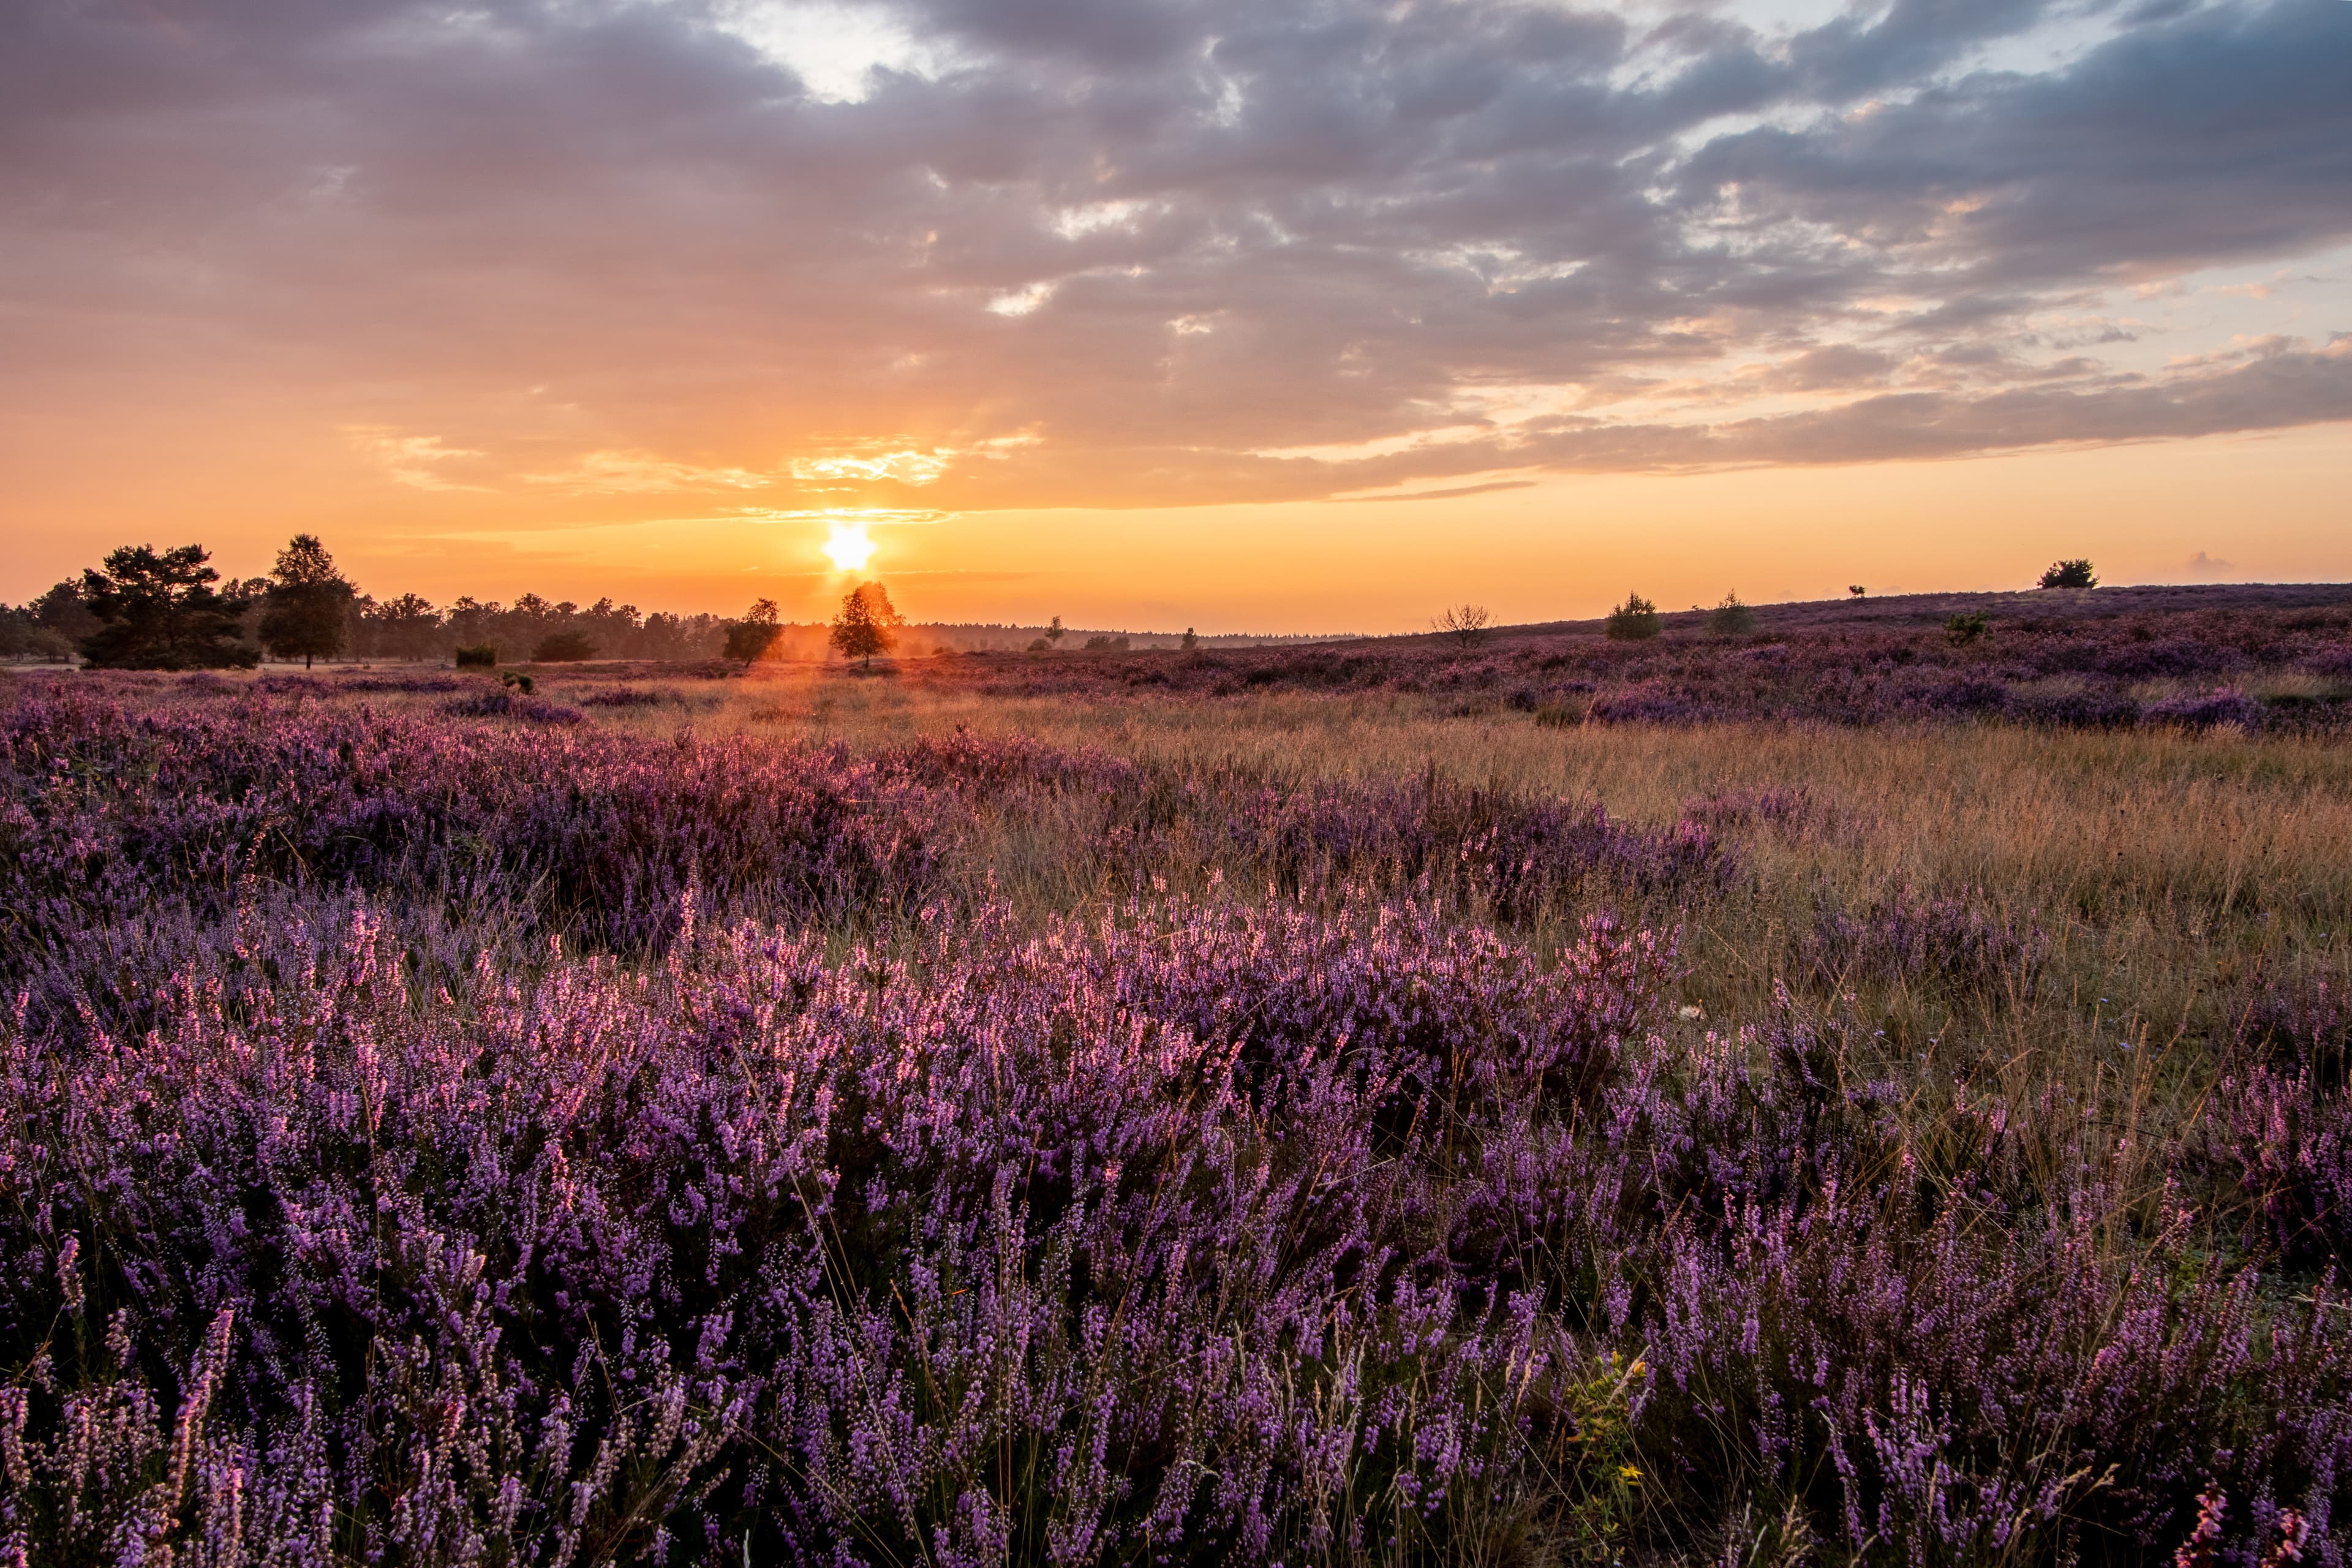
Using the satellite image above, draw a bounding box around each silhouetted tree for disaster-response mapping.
[723,598,785,666]
[531,630,597,663]
[1181,627,1199,652]
[1042,616,1066,647]
[830,582,903,668]
[1432,604,1491,649]
[258,534,356,667]
[2040,559,2098,589]
[368,593,442,661]
[78,545,258,669]
[1849,584,1866,598]
[1604,592,1661,641]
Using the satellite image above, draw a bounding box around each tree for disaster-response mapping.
[1708,591,1756,637]
[368,593,442,661]
[78,544,258,669]
[1849,585,1866,599]
[2039,559,2098,590]
[257,534,356,668]
[1181,627,1199,652]
[829,582,903,668]
[1044,616,1066,648]
[1604,592,1661,641]
[723,598,785,666]
[1432,604,1491,649]
[531,630,597,663]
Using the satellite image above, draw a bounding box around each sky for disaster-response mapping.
[2,0,2348,632]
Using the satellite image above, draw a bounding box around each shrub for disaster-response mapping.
[2039,558,2098,589]
[1083,633,1130,650]
[581,685,666,708]
[1708,590,1757,636]
[1027,636,1053,651]
[454,643,497,668]
[1945,611,1991,646]
[531,630,597,663]
[1604,592,1661,641]
[498,669,535,695]
[2142,687,2261,731]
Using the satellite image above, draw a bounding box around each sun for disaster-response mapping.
[823,521,876,572]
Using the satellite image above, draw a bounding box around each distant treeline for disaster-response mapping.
[0,546,1339,665]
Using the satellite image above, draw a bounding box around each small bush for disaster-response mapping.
[531,630,597,663]
[1604,592,1660,641]
[1084,633,1130,651]
[2142,687,2261,731]
[454,644,497,668]
[1708,591,1756,637]
[2039,558,2098,589]
[499,670,535,695]
[1945,611,1991,646]
[1027,636,1053,652]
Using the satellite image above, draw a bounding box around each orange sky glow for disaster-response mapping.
[4,0,2349,631]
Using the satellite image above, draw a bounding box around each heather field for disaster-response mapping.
[4,594,2351,1567]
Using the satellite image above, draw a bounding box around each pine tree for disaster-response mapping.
[258,534,356,668]
[78,545,259,669]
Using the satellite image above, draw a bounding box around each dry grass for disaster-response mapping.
[237,662,2352,1193]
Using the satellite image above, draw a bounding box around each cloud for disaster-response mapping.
[523,451,774,494]
[1,0,2346,513]
[343,426,490,491]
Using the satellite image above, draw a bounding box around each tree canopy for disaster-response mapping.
[78,545,258,669]
[257,533,356,667]
[828,582,903,668]
[723,598,785,666]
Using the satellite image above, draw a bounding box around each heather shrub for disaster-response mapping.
[1804,886,2049,998]
[1587,685,1706,725]
[581,685,669,707]
[0,889,1677,1566]
[2013,687,2141,728]
[2237,978,2349,1086]
[339,671,466,693]
[4,660,2350,1566]
[2208,1064,2352,1267]
[441,687,580,723]
[0,692,952,1004]
[2143,687,2261,731]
